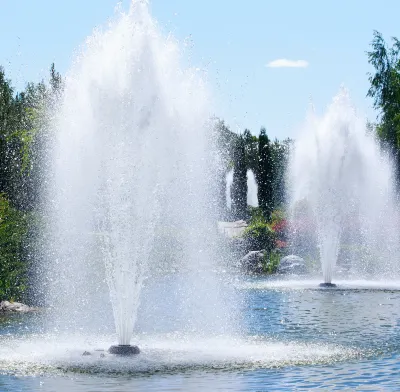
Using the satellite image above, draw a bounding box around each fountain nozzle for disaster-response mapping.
[319,283,337,288]
[108,345,140,355]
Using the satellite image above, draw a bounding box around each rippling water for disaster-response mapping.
[1,277,400,391]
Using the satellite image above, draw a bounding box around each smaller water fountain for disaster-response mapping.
[289,88,400,286]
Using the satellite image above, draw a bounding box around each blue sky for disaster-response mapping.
[1,0,399,139]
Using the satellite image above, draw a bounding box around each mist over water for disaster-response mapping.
[288,89,400,283]
[43,1,237,345]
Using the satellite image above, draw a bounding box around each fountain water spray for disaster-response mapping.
[289,88,400,286]
[43,1,233,354]
[226,169,258,210]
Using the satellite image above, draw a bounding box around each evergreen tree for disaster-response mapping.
[243,128,258,173]
[271,138,292,208]
[256,128,274,220]
[231,135,247,220]
[50,63,62,93]
[214,119,239,219]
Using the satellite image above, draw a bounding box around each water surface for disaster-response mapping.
[1,277,400,391]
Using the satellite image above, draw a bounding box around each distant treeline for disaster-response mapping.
[215,119,292,222]
[0,64,62,301]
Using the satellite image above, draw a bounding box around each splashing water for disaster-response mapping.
[226,170,234,211]
[288,88,400,284]
[44,1,234,346]
[226,169,258,210]
[247,170,258,207]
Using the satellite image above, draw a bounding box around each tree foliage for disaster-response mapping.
[214,119,239,219]
[367,31,400,177]
[214,121,290,223]
[0,194,30,300]
[271,137,292,207]
[243,128,258,172]
[256,128,274,220]
[0,64,61,301]
[231,135,247,220]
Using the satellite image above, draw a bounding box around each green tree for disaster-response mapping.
[367,31,400,178]
[271,137,292,208]
[256,128,274,220]
[50,63,63,93]
[0,64,61,302]
[213,119,239,219]
[231,135,247,220]
[243,128,258,172]
[0,194,30,301]
[0,68,18,201]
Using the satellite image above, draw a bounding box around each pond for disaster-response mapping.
[1,277,400,391]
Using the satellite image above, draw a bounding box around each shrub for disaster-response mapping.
[243,221,276,252]
[266,250,281,274]
[0,195,29,301]
[271,209,286,223]
[247,206,264,223]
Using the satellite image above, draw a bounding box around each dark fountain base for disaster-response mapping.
[108,345,140,355]
[319,283,337,288]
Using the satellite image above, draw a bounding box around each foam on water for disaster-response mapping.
[0,334,359,376]
[238,278,400,291]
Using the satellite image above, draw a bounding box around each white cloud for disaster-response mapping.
[266,59,309,68]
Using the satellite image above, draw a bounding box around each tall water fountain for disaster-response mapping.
[44,1,234,354]
[289,89,400,286]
